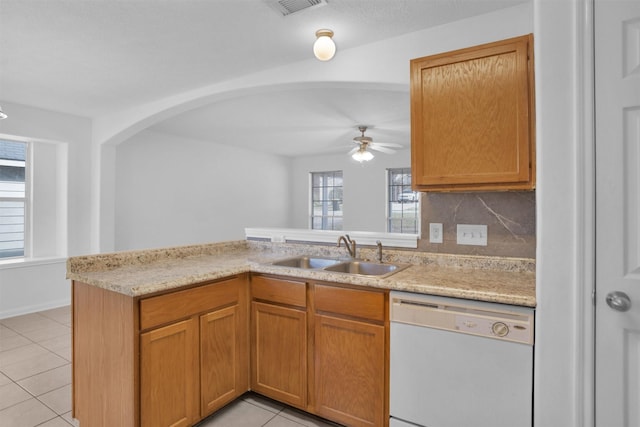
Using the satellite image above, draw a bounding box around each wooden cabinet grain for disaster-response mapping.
[250,275,307,409]
[140,318,199,427]
[312,284,388,427]
[72,274,249,427]
[410,34,535,191]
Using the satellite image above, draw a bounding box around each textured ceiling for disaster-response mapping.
[0,0,528,156]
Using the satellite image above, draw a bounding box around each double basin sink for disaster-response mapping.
[270,255,409,278]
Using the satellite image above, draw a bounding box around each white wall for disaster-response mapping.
[114,130,291,250]
[291,149,411,231]
[0,101,92,318]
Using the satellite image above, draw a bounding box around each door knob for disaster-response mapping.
[605,291,632,312]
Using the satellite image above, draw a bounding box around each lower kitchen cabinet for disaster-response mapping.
[139,276,250,423]
[140,318,199,427]
[73,272,388,427]
[200,304,246,416]
[313,284,388,427]
[72,274,249,427]
[314,314,385,427]
[250,275,307,409]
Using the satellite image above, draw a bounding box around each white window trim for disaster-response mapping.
[386,167,421,236]
[0,139,30,260]
[245,227,418,248]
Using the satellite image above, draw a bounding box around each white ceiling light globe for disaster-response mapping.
[313,29,336,61]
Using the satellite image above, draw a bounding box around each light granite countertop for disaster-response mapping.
[67,240,536,307]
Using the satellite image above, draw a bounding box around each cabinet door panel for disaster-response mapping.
[140,318,199,427]
[411,34,534,191]
[251,301,307,408]
[314,314,385,427]
[200,305,244,417]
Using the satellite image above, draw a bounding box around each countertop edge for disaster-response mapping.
[67,244,536,307]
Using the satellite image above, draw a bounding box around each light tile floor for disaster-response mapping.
[0,306,340,427]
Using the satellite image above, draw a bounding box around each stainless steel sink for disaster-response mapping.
[271,256,343,269]
[270,256,409,278]
[323,260,409,277]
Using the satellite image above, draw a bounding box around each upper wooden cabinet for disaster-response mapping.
[410,34,535,191]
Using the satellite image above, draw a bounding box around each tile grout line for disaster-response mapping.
[0,310,73,426]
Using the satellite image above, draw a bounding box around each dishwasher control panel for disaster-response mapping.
[455,314,531,343]
[390,291,534,345]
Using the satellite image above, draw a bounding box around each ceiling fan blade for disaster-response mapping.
[348,146,360,155]
[373,142,403,148]
[369,145,396,154]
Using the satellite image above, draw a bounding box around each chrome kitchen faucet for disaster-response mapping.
[337,235,356,258]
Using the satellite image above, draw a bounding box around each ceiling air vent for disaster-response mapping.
[267,0,327,16]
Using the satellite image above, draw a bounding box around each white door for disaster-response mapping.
[596,1,640,426]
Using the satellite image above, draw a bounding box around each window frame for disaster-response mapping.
[310,170,343,231]
[386,167,420,234]
[0,139,29,259]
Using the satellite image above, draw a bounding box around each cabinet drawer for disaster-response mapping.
[140,278,241,330]
[251,275,306,308]
[314,284,385,322]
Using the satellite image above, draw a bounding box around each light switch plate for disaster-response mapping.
[456,224,487,246]
[429,223,443,243]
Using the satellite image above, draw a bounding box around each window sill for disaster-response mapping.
[0,256,67,270]
[245,227,418,248]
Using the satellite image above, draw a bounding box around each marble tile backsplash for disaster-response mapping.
[419,191,535,258]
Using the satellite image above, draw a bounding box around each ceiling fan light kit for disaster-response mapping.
[352,147,374,162]
[349,126,401,162]
[313,29,336,61]
[0,105,7,120]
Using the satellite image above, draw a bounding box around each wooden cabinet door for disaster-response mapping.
[251,301,307,409]
[411,34,535,191]
[314,314,385,427]
[140,318,199,427]
[200,304,248,417]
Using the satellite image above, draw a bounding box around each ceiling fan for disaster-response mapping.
[349,126,402,162]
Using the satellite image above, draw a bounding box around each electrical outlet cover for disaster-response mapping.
[456,224,487,246]
[429,223,443,243]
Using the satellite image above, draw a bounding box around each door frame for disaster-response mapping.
[533,0,596,426]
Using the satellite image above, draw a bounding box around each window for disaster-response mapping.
[388,168,419,234]
[311,171,343,230]
[0,140,27,258]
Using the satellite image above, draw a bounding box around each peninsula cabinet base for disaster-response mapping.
[72,274,388,427]
[72,275,250,427]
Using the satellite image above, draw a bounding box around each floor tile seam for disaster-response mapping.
[35,392,68,416]
[33,334,71,350]
[18,375,71,398]
[260,411,281,427]
[242,395,285,415]
[0,319,70,335]
[0,313,59,330]
[0,342,67,369]
[0,338,33,353]
[0,348,51,368]
[34,415,73,427]
[0,395,57,418]
[34,338,71,357]
[0,382,33,411]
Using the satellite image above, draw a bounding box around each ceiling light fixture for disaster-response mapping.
[0,105,7,120]
[352,146,374,162]
[313,29,336,61]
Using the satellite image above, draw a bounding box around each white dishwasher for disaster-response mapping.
[389,291,534,427]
